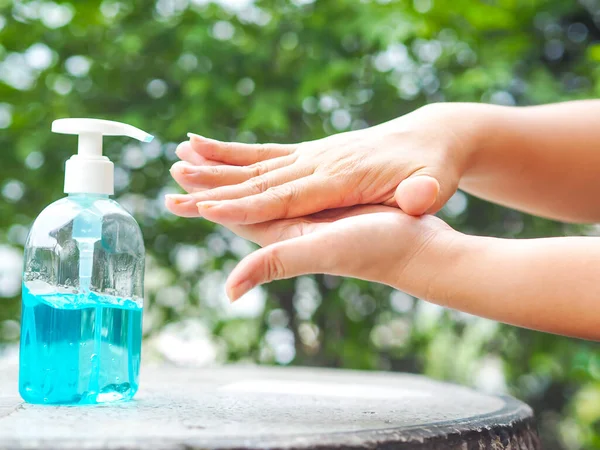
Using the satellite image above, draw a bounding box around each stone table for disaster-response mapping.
[0,364,540,450]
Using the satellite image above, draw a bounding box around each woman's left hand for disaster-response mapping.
[165,103,478,223]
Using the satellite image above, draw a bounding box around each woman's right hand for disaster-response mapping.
[168,103,480,224]
[164,201,459,303]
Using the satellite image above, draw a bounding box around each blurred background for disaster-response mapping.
[1,0,599,448]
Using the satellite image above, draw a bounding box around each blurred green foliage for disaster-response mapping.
[1,0,600,448]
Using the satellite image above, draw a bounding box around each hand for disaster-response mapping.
[167,103,477,224]
[164,201,457,302]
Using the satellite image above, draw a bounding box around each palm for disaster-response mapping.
[227,205,397,247]
[218,203,451,301]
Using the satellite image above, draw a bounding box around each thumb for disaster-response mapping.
[225,234,335,302]
[394,173,447,216]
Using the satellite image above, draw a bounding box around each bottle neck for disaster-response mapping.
[68,193,110,201]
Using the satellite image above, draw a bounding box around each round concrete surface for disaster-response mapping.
[0,364,540,449]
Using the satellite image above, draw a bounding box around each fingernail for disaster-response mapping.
[197,200,219,211]
[187,132,217,143]
[180,165,204,175]
[165,194,195,205]
[228,280,253,302]
[171,162,204,176]
[170,161,191,174]
[178,166,193,175]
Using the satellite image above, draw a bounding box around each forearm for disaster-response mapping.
[439,100,600,223]
[406,232,600,340]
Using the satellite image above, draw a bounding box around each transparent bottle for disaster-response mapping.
[19,119,153,405]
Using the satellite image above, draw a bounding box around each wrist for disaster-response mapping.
[388,216,469,305]
[419,102,500,176]
[419,230,475,308]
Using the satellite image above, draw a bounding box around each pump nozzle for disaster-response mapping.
[52,118,154,195]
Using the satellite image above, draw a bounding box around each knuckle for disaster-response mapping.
[240,208,250,223]
[255,143,279,159]
[271,183,298,201]
[206,166,222,177]
[265,184,297,216]
[247,175,270,194]
[255,143,269,158]
[351,186,365,205]
[249,161,267,177]
[264,247,286,280]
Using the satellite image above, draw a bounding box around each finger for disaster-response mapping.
[169,161,208,193]
[170,155,295,192]
[197,176,335,224]
[165,190,318,224]
[223,205,388,246]
[165,194,202,217]
[193,164,309,203]
[309,204,390,221]
[165,166,315,219]
[395,175,440,216]
[226,233,335,301]
[224,217,320,247]
[188,133,296,166]
[175,141,222,166]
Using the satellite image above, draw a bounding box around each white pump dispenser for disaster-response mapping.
[52,118,154,195]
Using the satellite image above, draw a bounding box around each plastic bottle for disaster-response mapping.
[19,119,153,405]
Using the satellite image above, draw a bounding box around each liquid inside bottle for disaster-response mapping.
[19,282,142,405]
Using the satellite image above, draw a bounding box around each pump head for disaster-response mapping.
[52,118,154,195]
